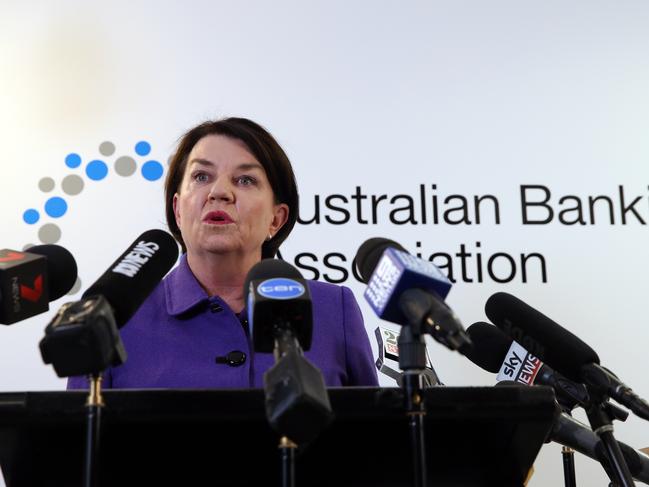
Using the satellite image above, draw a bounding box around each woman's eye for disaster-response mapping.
[194,172,209,183]
[237,175,256,186]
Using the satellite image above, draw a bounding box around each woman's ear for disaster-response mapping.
[269,203,289,236]
[173,193,181,228]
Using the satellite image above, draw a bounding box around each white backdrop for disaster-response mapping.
[1,1,648,485]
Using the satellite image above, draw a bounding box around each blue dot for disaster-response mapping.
[86,160,108,181]
[135,141,151,156]
[45,197,68,218]
[141,160,164,181]
[23,209,40,224]
[65,153,82,168]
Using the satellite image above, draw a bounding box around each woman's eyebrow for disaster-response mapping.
[188,159,262,171]
[188,158,215,167]
[234,162,264,172]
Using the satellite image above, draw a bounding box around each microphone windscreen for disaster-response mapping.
[244,258,311,352]
[28,244,78,301]
[485,292,599,381]
[82,229,179,327]
[354,237,406,283]
[464,321,512,373]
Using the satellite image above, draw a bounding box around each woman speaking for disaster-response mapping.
[68,117,378,389]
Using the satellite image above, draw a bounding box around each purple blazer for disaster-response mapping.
[67,255,378,389]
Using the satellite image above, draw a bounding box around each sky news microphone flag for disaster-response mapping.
[465,321,590,409]
[486,292,649,421]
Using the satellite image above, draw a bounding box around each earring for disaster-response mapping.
[266,233,273,242]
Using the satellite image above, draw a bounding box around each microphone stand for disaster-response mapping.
[263,326,333,487]
[84,373,104,487]
[556,398,578,487]
[279,436,297,487]
[557,406,629,487]
[396,288,472,487]
[40,297,126,487]
[585,392,635,487]
[273,330,299,487]
[397,325,428,487]
[553,378,630,487]
[561,444,577,487]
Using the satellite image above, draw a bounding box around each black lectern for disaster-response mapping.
[0,386,556,487]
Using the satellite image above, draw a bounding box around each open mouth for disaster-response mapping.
[203,211,234,224]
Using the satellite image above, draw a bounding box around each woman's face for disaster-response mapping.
[173,134,288,260]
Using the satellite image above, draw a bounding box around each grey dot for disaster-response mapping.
[67,277,82,295]
[38,223,61,244]
[22,243,34,251]
[115,156,136,176]
[61,174,84,195]
[99,141,115,156]
[38,177,55,192]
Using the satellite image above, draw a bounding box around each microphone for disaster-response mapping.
[244,258,312,353]
[0,245,77,324]
[244,258,332,445]
[39,229,179,377]
[354,237,471,353]
[550,407,649,483]
[374,326,441,386]
[80,229,180,326]
[465,322,591,410]
[486,292,649,421]
[498,381,649,484]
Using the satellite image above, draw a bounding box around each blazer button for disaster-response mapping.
[215,351,247,367]
[209,303,223,313]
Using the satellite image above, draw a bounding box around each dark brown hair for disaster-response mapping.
[164,117,299,258]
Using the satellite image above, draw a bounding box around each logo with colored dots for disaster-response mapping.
[21,140,166,295]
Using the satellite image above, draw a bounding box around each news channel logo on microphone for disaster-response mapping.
[257,278,306,300]
[18,139,167,296]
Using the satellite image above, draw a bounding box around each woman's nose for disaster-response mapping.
[208,178,234,201]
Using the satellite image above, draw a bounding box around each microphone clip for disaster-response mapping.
[398,288,473,355]
[40,295,126,377]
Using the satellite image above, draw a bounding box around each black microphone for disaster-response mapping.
[244,258,332,445]
[468,322,630,426]
[244,258,312,353]
[466,321,591,410]
[486,292,649,421]
[80,230,180,326]
[39,229,179,377]
[354,237,471,353]
[0,245,77,324]
[497,381,649,484]
[551,407,649,484]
